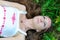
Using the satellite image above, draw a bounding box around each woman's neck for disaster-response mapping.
[24,19,34,31]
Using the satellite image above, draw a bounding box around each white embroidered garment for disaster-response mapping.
[0,6,27,37]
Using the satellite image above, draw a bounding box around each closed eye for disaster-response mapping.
[43,16,46,27]
[43,16,45,19]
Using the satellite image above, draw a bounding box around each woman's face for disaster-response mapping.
[21,15,51,32]
[32,16,51,31]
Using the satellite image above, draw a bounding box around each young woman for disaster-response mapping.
[6,0,51,32]
[0,0,51,39]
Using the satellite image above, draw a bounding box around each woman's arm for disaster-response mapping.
[0,1,26,11]
[0,33,25,40]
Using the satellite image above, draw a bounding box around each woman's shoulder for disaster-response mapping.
[0,0,26,11]
[15,2,26,11]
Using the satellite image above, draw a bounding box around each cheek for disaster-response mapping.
[37,23,44,27]
[34,19,44,27]
[33,18,46,31]
[34,22,45,30]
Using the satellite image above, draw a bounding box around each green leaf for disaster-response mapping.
[43,33,51,40]
[35,0,39,3]
[43,33,57,40]
[55,16,60,23]
[56,26,60,31]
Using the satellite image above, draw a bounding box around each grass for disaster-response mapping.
[33,0,60,40]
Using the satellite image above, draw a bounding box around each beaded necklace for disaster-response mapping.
[0,6,6,35]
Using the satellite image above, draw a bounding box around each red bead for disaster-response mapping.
[4,10,6,12]
[3,17,6,19]
[0,32,2,34]
[2,25,4,27]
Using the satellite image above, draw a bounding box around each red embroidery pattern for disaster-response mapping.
[0,6,6,35]
[12,13,16,24]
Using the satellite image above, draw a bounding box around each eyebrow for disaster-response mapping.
[43,16,45,19]
[43,16,46,27]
